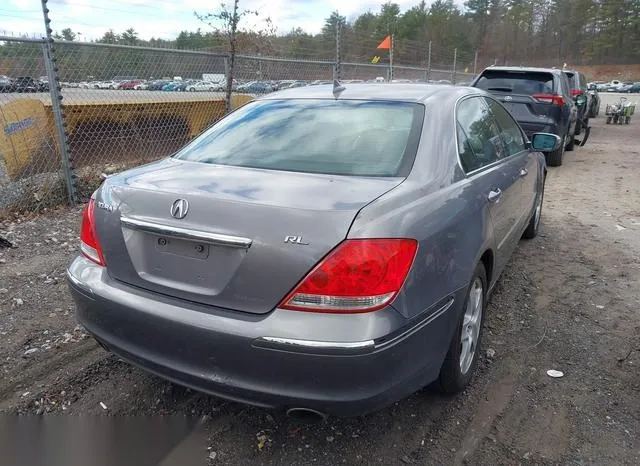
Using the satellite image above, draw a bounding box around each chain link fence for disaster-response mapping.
[1,34,478,216]
[0,37,61,214]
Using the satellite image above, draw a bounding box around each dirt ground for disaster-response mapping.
[1,95,639,465]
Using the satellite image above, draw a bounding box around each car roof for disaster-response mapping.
[261,83,485,103]
[480,66,564,76]
[562,69,583,76]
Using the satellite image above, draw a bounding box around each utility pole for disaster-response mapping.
[473,50,479,75]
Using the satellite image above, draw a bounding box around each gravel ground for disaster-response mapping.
[0,107,639,465]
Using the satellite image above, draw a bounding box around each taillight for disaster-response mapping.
[533,93,565,106]
[80,198,106,266]
[279,239,418,313]
[570,89,582,97]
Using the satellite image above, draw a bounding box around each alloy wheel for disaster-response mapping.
[460,278,483,374]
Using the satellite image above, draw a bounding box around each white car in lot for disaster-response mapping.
[186,81,220,92]
[94,81,118,90]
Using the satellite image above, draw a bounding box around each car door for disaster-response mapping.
[484,97,536,233]
[456,96,522,273]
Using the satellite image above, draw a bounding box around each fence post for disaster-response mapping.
[473,50,479,75]
[451,48,458,84]
[40,0,76,205]
[335,23,341,80]
[223,55,231,113]
[426,41,432,82]
[389,34,394,81]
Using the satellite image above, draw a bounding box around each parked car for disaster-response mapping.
[174,80,197,92]
[0,75,13,92]
[628,82,640,93]
[94,81,118,89]
[284,80,308,89]
[472,66,577,166]
[161,81,182,91]
[586,83,601,118]
[119,79,144,90]
[236,81,274,94]
[562,70,591,135]
[12,76,46,93]
[147,80,170,91]
[186,81,217,92]
[310,80,333,86]
[600,80,624,92]
[67,84,556,418]
[619,82,640,93]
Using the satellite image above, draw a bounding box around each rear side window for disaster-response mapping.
[579,73,587,88]
[559,74,571,98]
[564,72,579,89]
[485,98,527,156]
[474,70,554,95]
[456,97,505,173]
[174,99,424,177]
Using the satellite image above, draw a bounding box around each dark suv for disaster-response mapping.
[471,67,577,166]
[563,70,590,134]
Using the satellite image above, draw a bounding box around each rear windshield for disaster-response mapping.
[173,99,424,176]
[475,70,555,95]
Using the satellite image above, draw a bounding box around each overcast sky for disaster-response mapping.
[2,0,453,41]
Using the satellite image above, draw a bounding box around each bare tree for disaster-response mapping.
[196,1,258,113]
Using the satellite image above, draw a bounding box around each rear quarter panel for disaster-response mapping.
[349,179,493,322]
[348,91,495,321]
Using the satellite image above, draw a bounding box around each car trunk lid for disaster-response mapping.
[94,159,404,314]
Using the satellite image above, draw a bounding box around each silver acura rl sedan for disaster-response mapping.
[67,83,559,419]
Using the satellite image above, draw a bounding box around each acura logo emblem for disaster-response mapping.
[170,199,189,219]
[504,96,512,101]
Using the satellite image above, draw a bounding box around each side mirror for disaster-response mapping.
[576,94,587,105]
[531,133,561,153]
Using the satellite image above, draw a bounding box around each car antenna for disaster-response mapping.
[332,79,345,98]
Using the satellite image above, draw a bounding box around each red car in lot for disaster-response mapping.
[118,79,144,90]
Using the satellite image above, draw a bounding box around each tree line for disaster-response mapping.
[85,0,640,67]
[1,0,639,81]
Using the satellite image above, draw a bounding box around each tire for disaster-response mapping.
[189,87,195,92]
[625,116,630,124]
[437,262,487,393]
[546,135,564,166]
[575,119,582,135]
[523,181,544,239]
[606,116,612,124]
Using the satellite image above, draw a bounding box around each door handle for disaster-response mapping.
[520,168,528,177]
[487,189,502,203]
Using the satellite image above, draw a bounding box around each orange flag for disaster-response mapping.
[377,35,391,50]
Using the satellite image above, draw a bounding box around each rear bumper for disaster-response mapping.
[67,256,463,417]
[519,120,561,139]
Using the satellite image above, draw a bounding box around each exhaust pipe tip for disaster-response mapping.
[285,408,328,424]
